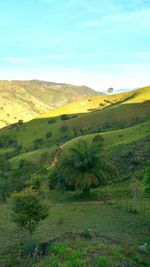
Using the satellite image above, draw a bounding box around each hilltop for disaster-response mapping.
[0,80,100,128]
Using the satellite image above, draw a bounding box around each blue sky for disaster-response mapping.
[0,0,150,91]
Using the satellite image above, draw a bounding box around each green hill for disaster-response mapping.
[0,86,149,149]
[0,80,99,128]
[0,85,149,171]
[0,86,150,267]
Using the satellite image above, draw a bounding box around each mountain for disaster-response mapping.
[0,80,100,128]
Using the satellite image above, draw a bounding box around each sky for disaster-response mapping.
[0,0,150,92]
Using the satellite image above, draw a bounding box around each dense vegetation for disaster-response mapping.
[0,86,150,266]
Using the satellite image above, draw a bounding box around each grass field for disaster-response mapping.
[0,192,150,266]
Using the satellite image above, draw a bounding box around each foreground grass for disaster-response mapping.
[0,195,150,266]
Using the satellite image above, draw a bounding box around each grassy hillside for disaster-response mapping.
[0,86,149,149]
[0,86,150,267]
[63,120,150,152]
[0,80,99,128]
[9,121,150,168]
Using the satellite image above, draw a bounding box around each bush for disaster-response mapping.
[61,114,70,120]
[60,125,69,133]
[20,240,38,257]
[33,138,44,149]
[12,187,49,239]
[48,118,56,124]
[96,256,109,267]
[46,132,52,138]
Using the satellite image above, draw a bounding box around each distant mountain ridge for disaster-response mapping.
[0,80,101,128]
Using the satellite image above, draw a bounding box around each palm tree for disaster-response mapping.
[59,138,117,196]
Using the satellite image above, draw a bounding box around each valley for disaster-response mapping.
[0,85,150,267]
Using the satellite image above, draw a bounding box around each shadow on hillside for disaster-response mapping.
[2,100,149,137]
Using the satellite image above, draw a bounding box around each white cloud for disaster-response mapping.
[0,63,149,91]
[80,7,150,30]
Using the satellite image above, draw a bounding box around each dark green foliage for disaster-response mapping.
[61,114,70,120]
[96,255,109,267]
[0,135,18,148]
[49,168,65,190]
[144,167,150,194]
[10,160,38,192]
[0,175,9,202]
[46,132,52,139]
[41,152,49,163]
[60,125,69,133]
[12,187,49,239]
[18,120,23,126]
[48,118,56,124]
[92,134,104,147]
[59,139,117,195]
[33,138,44,149]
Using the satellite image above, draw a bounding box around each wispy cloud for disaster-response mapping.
[80,7,150,30]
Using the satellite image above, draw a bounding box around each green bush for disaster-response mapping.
[51,243,68,255]
[46,132,52,138]
[96,256,109,267]
[48,118,56,124]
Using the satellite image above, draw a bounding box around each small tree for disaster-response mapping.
[12,187,49,239]
[107,88,114,94]
[46,132,52,139]
[59,139,117,196]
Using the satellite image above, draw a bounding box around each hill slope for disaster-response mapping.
[0,86,149,156]
[0,80,99,128]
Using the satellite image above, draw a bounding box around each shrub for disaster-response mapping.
[60,125,69,133]
[46,132,52,138]
[51,243,68,255]
[33,138,44,149]
[61,114,70,120]
[12,187,49,239]
[48,118,56,124]
[96,256,109,267]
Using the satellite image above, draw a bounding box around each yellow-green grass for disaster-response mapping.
[9,148,50,168]
[3,120,150,168]
[62,121,150,153]
[0,147,14,155]
[0,80,98,128]
[0,86,149,150]
[40,86,150,122]
[40,90,132,118]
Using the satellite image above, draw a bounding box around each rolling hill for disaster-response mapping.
[0,80,100,128]
[0,86,149,148]
[0,85,150,267]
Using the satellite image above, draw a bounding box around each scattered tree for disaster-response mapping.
[12,187,49,239]
[107,88,114,94]
[48,118,56,124]
[60,125,68,133]
[46,132,52,139]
